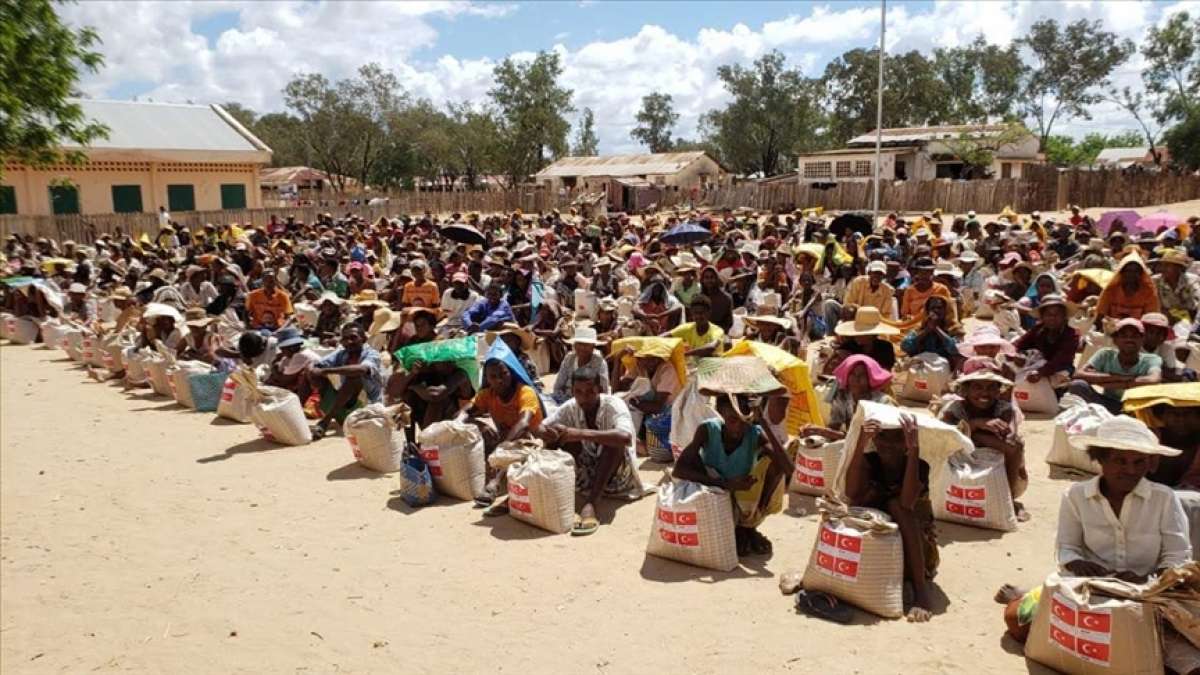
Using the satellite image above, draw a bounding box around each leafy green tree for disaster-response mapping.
[940,122,1033,178]
[220,102,258,130]
[1165,114,1200,170]
[1142,11,1199,124]
[0,0,108,177]
[1016,19,1135,150]
[821,48,945,143]
[931,37,1025,123]
[253,112,308,167]
[631,92,678,152]
[572,107,599,156]
[1041,131,1145,167]
[488,51,574,185]
[448,102,501,189]
[703,50,825,176]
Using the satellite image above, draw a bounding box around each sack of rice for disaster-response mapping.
[0,312,13,340]
[619,276,640,298]
[294,302,318,330]
[123,348,152,385]
[645,480,739,572]
[80,333,102,367]
[99,334,127,373]
[145,356,173,397]
[1013,371,1059,415]
[800,502,904,618]
[1047,394,1107,473]
[930,448,1016,532]
[669,379,719,461]
[249,385,312,446]
[505,448,576,534]
[7,316,40,345]
[573,288,598,320]
[39,318,66,351]
[216,374,254,423]
[61,328,85,361]
[789,438,846,497]
[188,371,229,412]
[1025,573,1163,675]
[417,421,486,501]
[899,353,951,402]
[344,404,409,473]
[168,361,211,409]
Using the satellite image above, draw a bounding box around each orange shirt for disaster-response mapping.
[245,287,293,329]
[473,384,543,431]
[402,280,440,308]
[900,281,958,325]
[1096,282,1160,319]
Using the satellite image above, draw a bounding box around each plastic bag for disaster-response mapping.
[397,447,437,507]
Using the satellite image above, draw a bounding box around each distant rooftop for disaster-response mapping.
[848,124,1027,146]
[536,151,716,178]
[64,99,270,155]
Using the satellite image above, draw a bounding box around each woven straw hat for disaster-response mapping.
[1069,416,1180,457]
[834,306,900,337]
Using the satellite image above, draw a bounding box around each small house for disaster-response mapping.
[535,151,729,211]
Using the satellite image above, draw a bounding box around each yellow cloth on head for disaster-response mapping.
[723,339,824,430]
[793,242,826,268]
[1122,383,1200,427]
[612,336,687,387]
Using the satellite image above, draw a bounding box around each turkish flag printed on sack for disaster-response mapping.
[815,523,862,581]
[1048,593,1112,666]
[221,379,237,402]
[508,482,532,514]
[655,506,700,547]
[419,448,443,477]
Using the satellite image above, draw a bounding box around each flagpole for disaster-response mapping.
[872,0,886,226]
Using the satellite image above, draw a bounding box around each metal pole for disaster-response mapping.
[872,0,886,225]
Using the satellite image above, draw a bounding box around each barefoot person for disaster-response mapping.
[844,413,939,622]
[537,367,644,536]
[306,323,384,439]
[672,393,793,557]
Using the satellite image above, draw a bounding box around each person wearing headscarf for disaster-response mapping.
[1096,253,1160,322]
[805,354,896,439]
[633,278,683,335]
[1015,271,1061,330]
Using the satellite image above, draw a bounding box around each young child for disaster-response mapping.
[938,367,1029,521]
[843,412,939,622]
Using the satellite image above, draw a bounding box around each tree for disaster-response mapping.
[821,48,945,143]
[630,92,678,152]
[1141,11,1199,124]
[572,107,599,156]
[488,51,574,185]
[0,0,108,176]
[220,102,258,129]
[931,36,1025,123]
[447,102,501,189]
[253,112,308,167]
[1016,19,1135,150]
[1165,114,1200,171]
[703,50,825,176]
[1107,87,1165,164]
[1041,131,1145,167]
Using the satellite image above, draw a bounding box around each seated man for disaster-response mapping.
[672,394,792,557]
[939,366,1029,521]
[1068,318,1162,414]
[996,416,1192,668]
[1010,294,1078,391]
[537,367,643,536]
[245,270,293,331]
[551,325,609,405]
[1141,312,1197,382]
[843,413,939,623]
[666,295,725,357]
[900,296,961,367]
[461,282,514,334]
[306,323,384,439]
[264,327,319,402]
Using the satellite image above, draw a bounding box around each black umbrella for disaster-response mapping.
[438,222,486,246]
[828,211,874,238]
[659,221,713,245]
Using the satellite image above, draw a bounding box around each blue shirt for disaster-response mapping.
[462,298,515,332]
[901,329,959,359]
[316,345,384,403]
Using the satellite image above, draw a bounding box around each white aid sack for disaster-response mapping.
[80,332,104,367]
[61,328,84,361]
[800,503,904,618]
[123,348,153,385]
[145,356,173,396]
[899,353,951,402]
[344,404,407,473]
[1025,573,1163,675]
[645,480,739,572]
[250,385,312,446]
[293,302,318,331]
[216,375,255,423]
[789,438,846,497]
[7,317,39,345]
[931,448,1017,532]
[0,312,12,340]
[619,276,640,298]
[168,361,211,409]
[669,378,719,461]
[39,318,66,351]
[1012,357,1059,415]
[1047,394,1108,474]
[573,288,598,320]
[417,421,486,501]
[506,449,576,534]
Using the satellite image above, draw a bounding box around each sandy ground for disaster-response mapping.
[0,341,1082,675]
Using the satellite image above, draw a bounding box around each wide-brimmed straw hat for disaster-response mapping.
[487,322,535,352]
[350,289,387,307]
[367,308,404,337]
[834,306,899,337]
[1069,416,1180,457]
[953,368,1013,391]
[1157,248,1191,268]
[569,325,602,345]
[317,291,346,307]
[183,306,215,328]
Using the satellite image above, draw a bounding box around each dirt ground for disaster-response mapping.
[0,340,1081,675]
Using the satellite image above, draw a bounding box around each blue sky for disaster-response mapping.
[62,1,1197,154]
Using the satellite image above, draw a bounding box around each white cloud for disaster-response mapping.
[62,0,1189,155]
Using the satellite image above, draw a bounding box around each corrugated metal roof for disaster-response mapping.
[797,146,918,157]
[1095,147,1150,162]
[847,124,1020,146]
[536,151,711,178]
[64,99,270,153]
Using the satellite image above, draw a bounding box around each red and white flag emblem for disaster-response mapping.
[655,506,700,548]
[419,448,443,477]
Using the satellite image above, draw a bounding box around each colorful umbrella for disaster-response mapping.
[1132,211,1183,234]
[1095,210,1140,234]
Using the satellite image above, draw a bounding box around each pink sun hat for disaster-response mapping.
[833,354,893,390]
[960,326,1016,357]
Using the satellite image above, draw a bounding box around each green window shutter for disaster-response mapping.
[220,183,247,210]
[49,185,80,215]
[111,185,143,213]
[0,186,16,215]
[167,184,195,212]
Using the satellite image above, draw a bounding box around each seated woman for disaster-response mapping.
[1015,272,1061,330]
[828,306,898,374]
[1141,312,1197,383]
[176,307,218,363]
[314,292,346,344]
[537,366,644,536]
[803,354,895,439]
[611,339,684,445]
[306,323,384,439]
[844,413,939,622]
[457,345,544,508]
[1068,318,1162,414]
[264,327,319,402]
[634,279,683,335]
[1095,253,1160,323]
[996,416,1191,650]
[672,393,793,557]
[939,366,1030,521]
[900,296,962,370]
[1011,294,1079,392]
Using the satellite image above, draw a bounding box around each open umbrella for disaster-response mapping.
[1096,210,1140,234]
[438,222,486,246]
[659,221,712,245]
[1133,211,1183,234]
[828,211,873,238]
